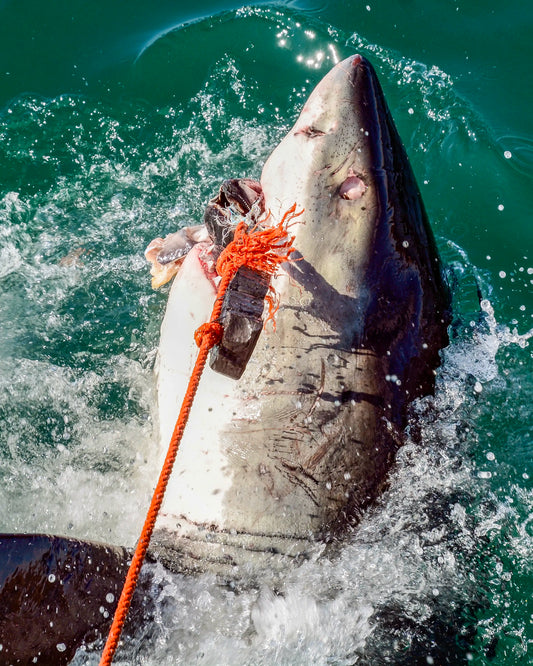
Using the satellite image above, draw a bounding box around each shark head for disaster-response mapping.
[152,55,450,574]
[261,54,450,401]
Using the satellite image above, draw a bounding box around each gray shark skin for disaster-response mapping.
[0,535,153,665]
[0,55,450,663]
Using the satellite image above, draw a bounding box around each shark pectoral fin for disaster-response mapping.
[0,534,147,664]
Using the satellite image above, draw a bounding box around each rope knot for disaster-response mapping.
[214,204,303,329]
[194,322,224,349]
[215,204,302,281]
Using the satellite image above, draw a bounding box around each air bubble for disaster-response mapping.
[477,471,492,479]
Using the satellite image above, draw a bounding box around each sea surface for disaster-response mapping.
[0,1,532,664]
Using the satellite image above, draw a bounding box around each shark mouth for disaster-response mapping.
[145,168,366,289]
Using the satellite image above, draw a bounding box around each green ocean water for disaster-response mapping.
[0,1,532,664]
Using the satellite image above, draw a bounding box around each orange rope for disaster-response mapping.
[99,205,302,665]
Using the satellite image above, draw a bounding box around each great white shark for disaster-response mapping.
[0,55,450,663]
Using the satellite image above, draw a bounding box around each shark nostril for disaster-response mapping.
[339,175,367,200]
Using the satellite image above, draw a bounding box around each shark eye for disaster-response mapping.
[296,126,326,138]
[339,175,367,200]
